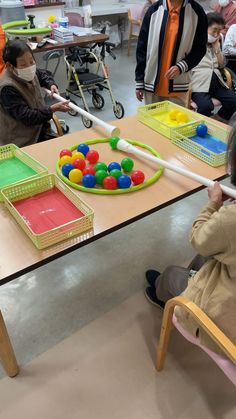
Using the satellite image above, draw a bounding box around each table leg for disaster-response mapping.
[0,310,19,377]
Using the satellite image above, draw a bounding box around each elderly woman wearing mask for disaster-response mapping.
[215,0,236,36]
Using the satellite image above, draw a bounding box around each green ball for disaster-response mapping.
[94,162,108,172]
[95,170,108,185]
[110,169,122,179]
[110,136,120,150]
[121,157,134,172]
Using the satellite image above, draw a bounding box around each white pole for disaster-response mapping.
[45,89,120,137]
[117,139,236,199]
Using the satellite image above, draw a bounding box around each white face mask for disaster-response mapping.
[15,64,36,82]
[208,34,219,44]
[218,0,230,7]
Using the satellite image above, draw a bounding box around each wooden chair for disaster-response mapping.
[127,5,143,56]
[156,296,236,386]
[51,114,64,137]
[0,310,19,377]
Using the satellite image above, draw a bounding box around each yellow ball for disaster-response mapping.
[169,108,179,120]
[71,152,85,163]
[176,111,188,124]
[68,169,83,183]
[59,155,73,166]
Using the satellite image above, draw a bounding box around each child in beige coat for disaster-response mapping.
[145,126,236,354]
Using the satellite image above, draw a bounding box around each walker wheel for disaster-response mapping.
[113,101,124,119]
[82,115,93,128]
[92,92,105,109]
[68,99,78,117]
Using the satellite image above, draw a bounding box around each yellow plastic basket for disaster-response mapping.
[1,174,94,249]
[0,144,48,202]
[171,120,230,167]
[138,101,203,139]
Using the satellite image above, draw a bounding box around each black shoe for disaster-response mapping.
[145,287,165,309]
[145,269,160,288]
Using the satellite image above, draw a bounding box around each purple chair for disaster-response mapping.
[64,12,84,27]
[156,296,236,386]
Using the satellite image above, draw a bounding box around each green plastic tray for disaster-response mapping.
[1,174,94,249]
[0,144,48,201]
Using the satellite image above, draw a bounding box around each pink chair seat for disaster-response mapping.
[172,313,236,385]
[64,12,84,27]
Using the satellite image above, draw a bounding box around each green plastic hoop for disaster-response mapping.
[6,28,52,36]
[56,138,164,195]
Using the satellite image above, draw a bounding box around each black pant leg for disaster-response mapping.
[210,75,236,120]
[191,92,214,117]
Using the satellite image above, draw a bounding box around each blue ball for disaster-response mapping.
[82,174,96,188]
[117,175,131,189]
[61,163,74,177]
[77,143,90,156]
[108,162,121,172]
[196,124,208,137]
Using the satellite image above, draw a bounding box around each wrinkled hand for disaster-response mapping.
[208,182,224,205]
[165,66,180,80]
[50,85,59,96]
[136,89,144,102]
[51,101,70,113]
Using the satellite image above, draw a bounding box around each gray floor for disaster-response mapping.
[0,46,231,378]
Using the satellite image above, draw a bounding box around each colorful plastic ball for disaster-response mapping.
[68,169,83,183]
[59,155,73,166]
[121,158,134,172]
[77,143,90,156]
[110,136,120,150]
[103,176,117,190]
[94,162,108,172]
[131,170,145,185]
[61,163,74,177]
[196,124,208,137]
[71,152,85,163]
[86,150,99,164]
[95,170,108,185]
[110,169,122,179]
[117,175,131,189]
[82,174,96,188]
[169,108,179,121]
[176,112,188,124]
[73,158,86,171]
[108,162,121,172]
[83,166,96,176]
[59,149,72,158]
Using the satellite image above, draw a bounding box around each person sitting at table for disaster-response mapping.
[144,124,236,355]
[191,12,236,124]
[214,0,236,36]
[223,23,236,73]
[0,39,70,148]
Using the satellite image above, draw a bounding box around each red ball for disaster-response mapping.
[131,170,145,185]
[83,166,96,176]
[86,150,99,164]
[74,158,86,171]
[59,149,72,158]
[103,176,117,190]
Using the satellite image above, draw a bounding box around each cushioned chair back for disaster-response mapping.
[172,313,236,385]
[64,12,84,27]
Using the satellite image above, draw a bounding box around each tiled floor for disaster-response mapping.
[0,46,235,416]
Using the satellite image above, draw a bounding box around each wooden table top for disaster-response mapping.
[0,115,229,284]
[34,33,109,53]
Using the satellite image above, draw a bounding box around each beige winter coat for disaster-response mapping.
[175,200,236,354]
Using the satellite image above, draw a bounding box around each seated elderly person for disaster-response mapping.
[223,24,236,73]
[191,12,236,123]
